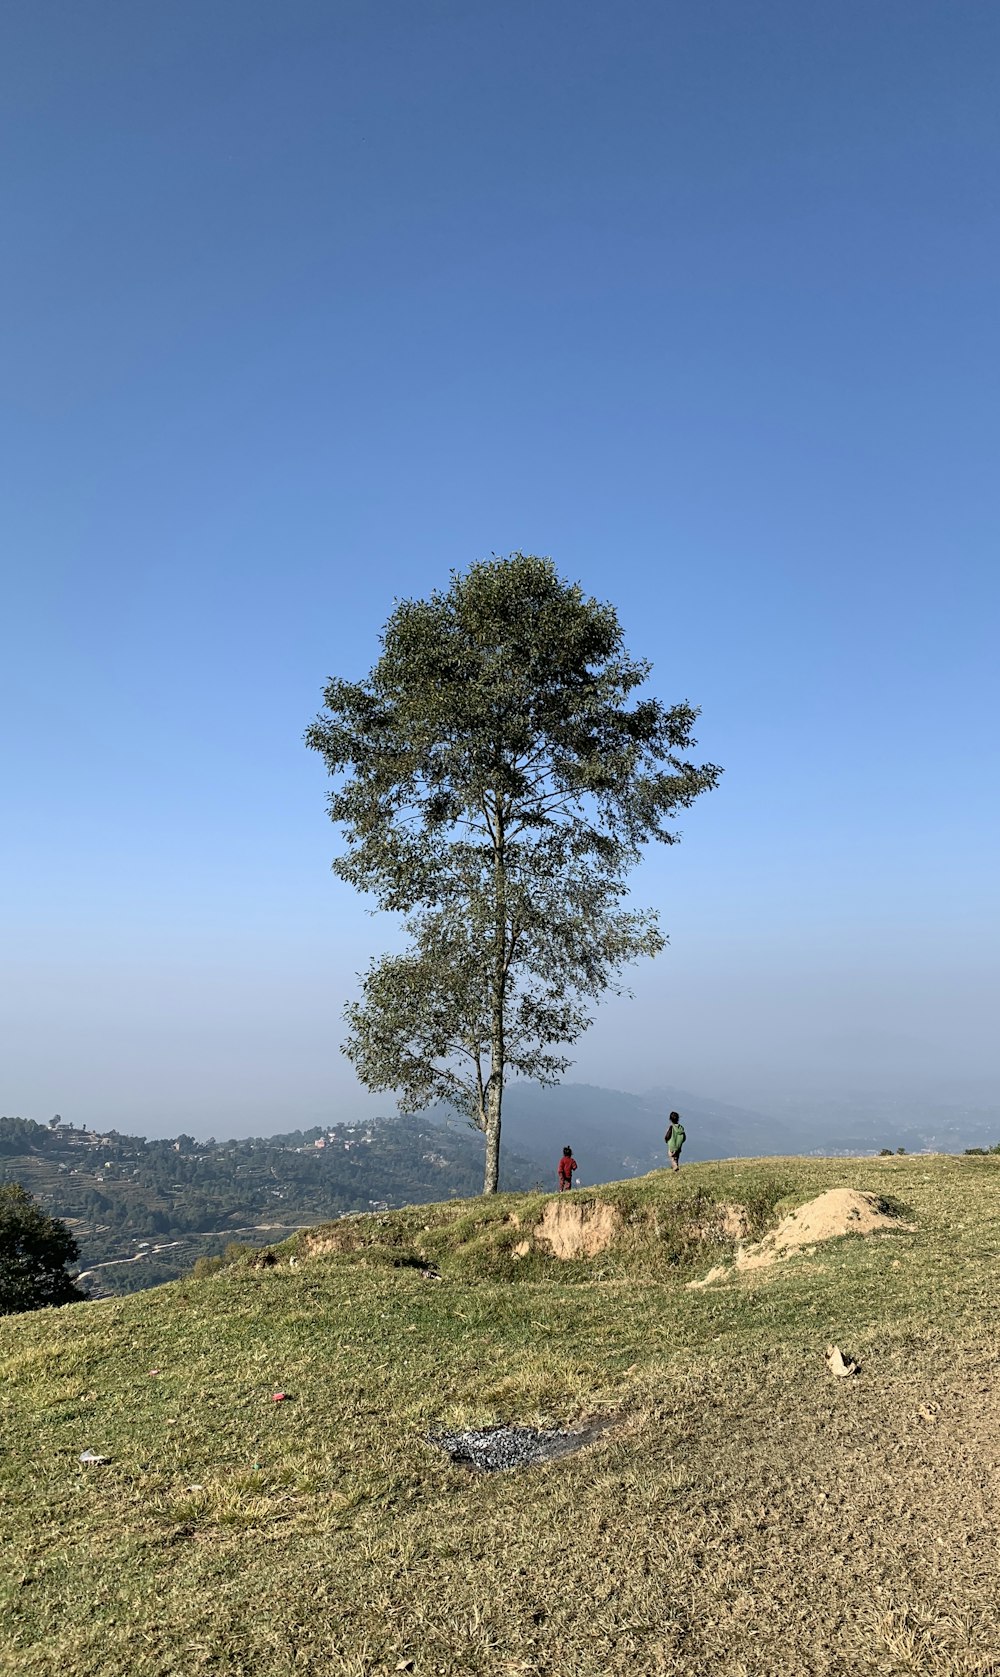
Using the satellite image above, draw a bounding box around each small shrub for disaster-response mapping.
[871,1192,913,1221]
[0,1183,86,1314]
[737,1176,794,1239]
[191,1241,254,1280]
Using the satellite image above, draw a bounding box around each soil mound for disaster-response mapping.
[689,1189,912,1286]
[741,1188,912,1270]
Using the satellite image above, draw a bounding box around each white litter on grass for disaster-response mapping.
[825,1344,859,1378]
[79,1450,111,1465]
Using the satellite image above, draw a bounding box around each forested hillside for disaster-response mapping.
[0,1114,542,1295]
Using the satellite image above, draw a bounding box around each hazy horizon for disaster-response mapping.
[8,1050,998,1149]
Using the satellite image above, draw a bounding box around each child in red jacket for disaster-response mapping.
[557,1146,577,1191]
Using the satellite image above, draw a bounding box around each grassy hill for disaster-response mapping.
[3,1154,1000,1676]
[12,1082,994,1300]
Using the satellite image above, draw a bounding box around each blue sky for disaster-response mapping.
[3,0,997,1136]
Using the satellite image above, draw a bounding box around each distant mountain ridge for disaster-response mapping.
[489,1082,793,1186]
[466,1079,1000,1177]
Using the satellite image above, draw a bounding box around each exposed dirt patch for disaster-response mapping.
[688,1201,751,1242]
[298,1215,372,1258]
[532,1198,623,1259]
[719,1202,751,1240]
[689,1188,913,1286]
[687,1263,730,1290]
[299,1232,353,1257]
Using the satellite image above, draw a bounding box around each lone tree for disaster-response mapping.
[307,554,720,1193]
[0,1182,86,1314]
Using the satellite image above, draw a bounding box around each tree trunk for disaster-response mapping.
[483,985,505,1193]
[483,1100,501,1195]
[483,797,506,1195]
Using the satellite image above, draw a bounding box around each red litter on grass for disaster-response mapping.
[272,1391,288,1402]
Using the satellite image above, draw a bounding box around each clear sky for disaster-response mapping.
[3,0,997,1138]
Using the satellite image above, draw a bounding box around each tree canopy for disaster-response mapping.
[306,554,721,1192]
[0,1182,86,1314]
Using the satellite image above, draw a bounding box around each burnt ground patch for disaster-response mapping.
[430,1414,616,1472]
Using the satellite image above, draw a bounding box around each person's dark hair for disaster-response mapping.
[668,1111,680,1123]
[562,1145,573,1157]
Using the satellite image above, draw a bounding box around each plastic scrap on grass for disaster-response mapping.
[825,1344,860,1378]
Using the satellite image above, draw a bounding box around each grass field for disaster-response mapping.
[2,1154,1000,1676]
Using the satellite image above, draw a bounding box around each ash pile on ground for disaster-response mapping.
[431,1418,610,1473]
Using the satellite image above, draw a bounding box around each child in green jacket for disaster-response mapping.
[664,1112,686,1171]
